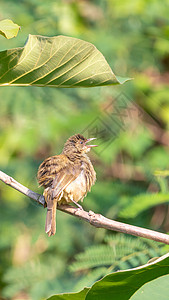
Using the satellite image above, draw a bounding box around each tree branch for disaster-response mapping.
[0,170,169,244]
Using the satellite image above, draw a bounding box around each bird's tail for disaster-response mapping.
[44,189,57,237]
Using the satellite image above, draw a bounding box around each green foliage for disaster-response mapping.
[0,34,129,88]
[0,19,20,39]
[154,170,169,177]
[48,288,89,300]
[0,0,169,299]
[131,274,169,300]
[69,234,168,291]
[119,192,169,219]
[47,253,169,299]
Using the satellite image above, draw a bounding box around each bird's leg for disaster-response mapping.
[71,199,83,210]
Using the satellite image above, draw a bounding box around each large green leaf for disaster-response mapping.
[85,254,169,300]
[47,288,89,300]
[131,275,169,300]
[0,19,20,39]
[47,254,169,300]
[0,34,130,88]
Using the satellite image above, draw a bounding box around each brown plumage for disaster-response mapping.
[37,134,97,237]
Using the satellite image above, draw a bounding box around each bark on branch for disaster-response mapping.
[0,170,169,244]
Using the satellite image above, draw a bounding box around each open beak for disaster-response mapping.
[85,137,98,148]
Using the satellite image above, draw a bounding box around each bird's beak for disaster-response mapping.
[85,138,98,148]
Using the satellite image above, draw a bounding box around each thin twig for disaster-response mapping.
[0,170,169,244]
[0,171,45,205]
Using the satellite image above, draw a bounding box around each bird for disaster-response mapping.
[37,134,97,237]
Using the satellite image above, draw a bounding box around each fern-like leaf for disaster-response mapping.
[70,234,168,273]
[119,193,169,218]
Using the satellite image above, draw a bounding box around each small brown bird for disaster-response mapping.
[37,134,97,237]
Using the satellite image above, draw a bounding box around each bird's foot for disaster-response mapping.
[71,199,83,210]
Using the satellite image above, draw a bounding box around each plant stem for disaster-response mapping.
[0,170,169,244]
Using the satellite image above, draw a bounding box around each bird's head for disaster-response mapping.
[63,134,98,157]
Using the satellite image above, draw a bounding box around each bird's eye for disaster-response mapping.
[80,141,83,144]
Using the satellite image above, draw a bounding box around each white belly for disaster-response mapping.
[63,169,87,203]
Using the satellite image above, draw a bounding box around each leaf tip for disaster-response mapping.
[116,76,134,84]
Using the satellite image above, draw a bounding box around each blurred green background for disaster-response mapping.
[0,0,169,299]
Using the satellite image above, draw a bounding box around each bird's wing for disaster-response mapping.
[37,154,81,199]
[37,154,81,236]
